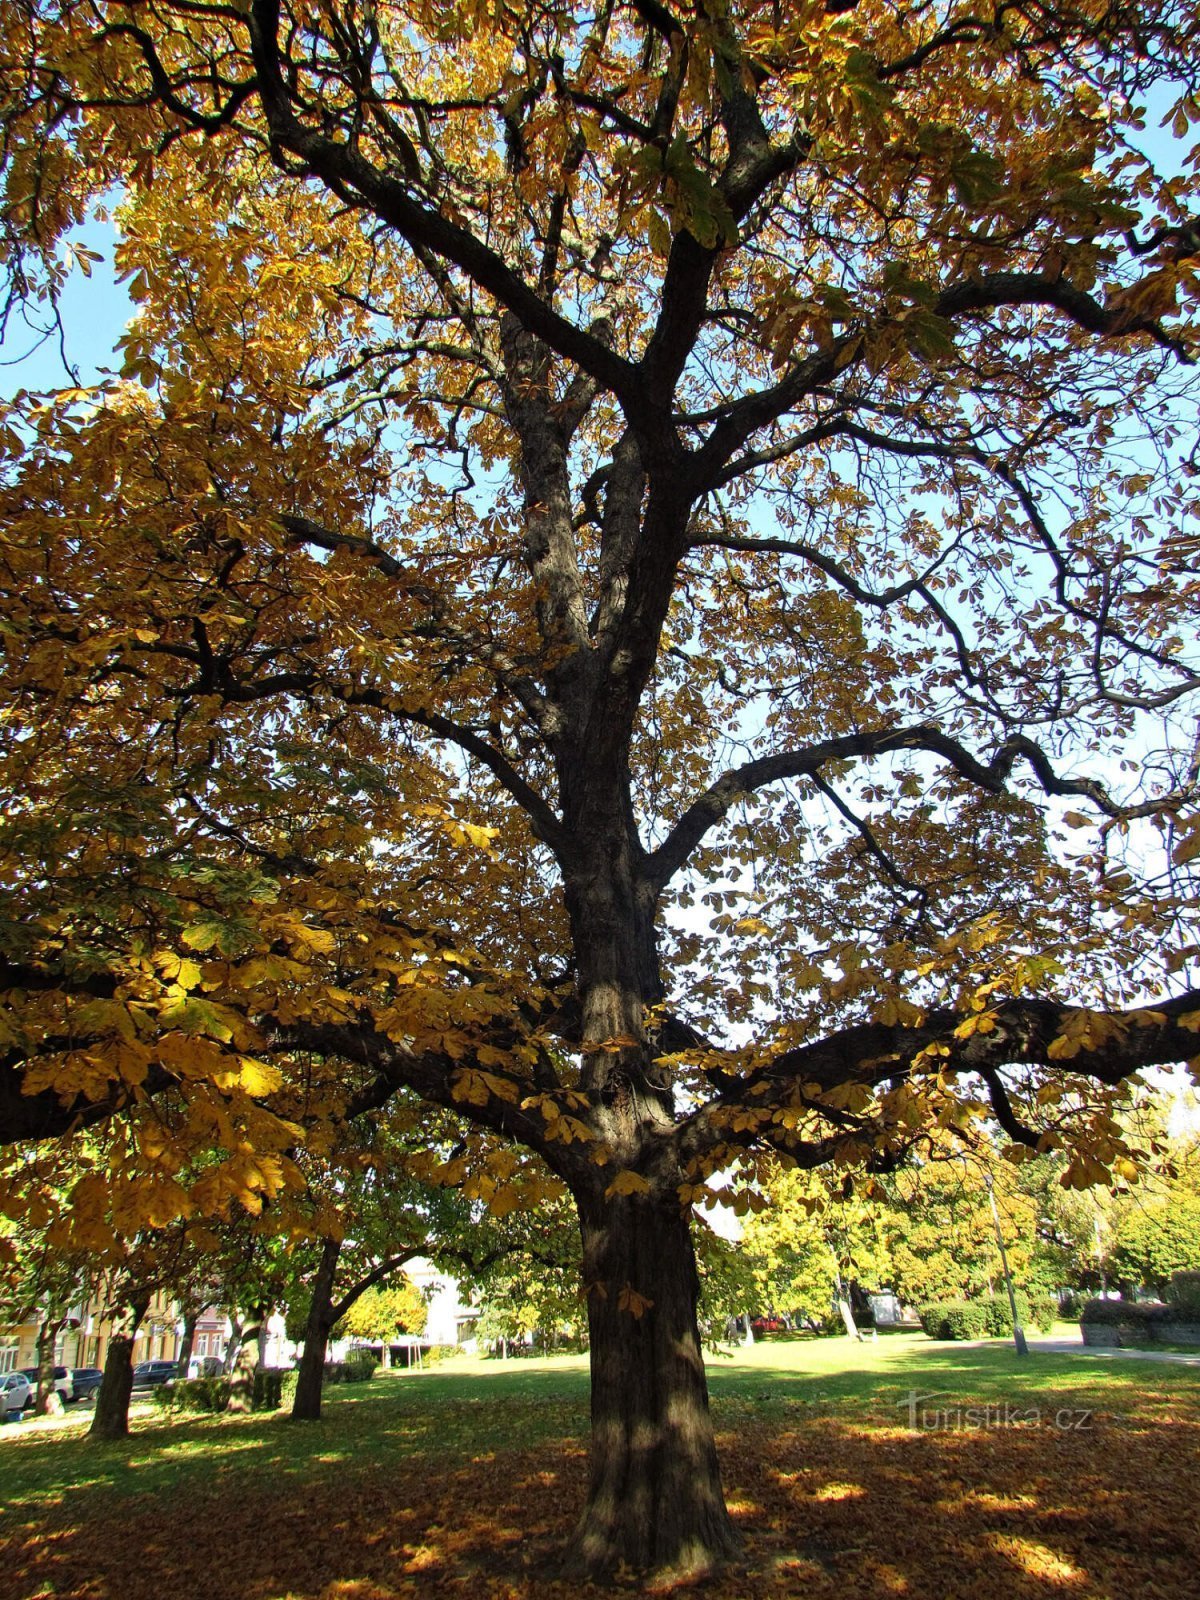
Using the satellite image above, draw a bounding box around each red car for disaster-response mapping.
[751,1316,786,1334]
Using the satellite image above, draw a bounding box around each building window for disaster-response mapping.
[0,1338,17,1373]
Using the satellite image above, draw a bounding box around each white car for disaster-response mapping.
[1,1372,31,1414]
[19,1366,74,1404]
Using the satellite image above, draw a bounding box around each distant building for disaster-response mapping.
[3,1264,477,1377]
[2,1286,181,1372]
[406,1259,479,1348]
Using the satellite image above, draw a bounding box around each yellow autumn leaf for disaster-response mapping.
[234,1056,284,1095]
[605,1169,652,1199]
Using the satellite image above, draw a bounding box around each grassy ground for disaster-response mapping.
[2,1331,1198,1599]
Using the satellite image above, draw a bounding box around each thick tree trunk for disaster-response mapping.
[292,1238,340,1422]
[227,1303,266,1413]
[555,763,739,1577]
[89,1293,149,1441]
[563,1186,740,1582]
[175,1310,198,1378]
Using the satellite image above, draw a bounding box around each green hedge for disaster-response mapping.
[1168,1271,1200,1315]
[324,1356,378,1384]
[1058,1289,1084,1320]
[919,1301,989,1340]
[151,1376,230,1414]
[919,1292,1056,1340]
[993,1292,1056,1334]
[1080,1298,1170,1328]
[419,1344,457,1369]
[251,1368,282,1411]
[150,1367,299,1414]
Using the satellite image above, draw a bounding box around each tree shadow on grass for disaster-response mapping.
[3,1399,1198,1600]
[0,1383,592,1520]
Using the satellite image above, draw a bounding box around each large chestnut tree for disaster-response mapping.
[2,0,1200,1578]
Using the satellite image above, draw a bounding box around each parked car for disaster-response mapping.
[132,1359,179,1389]
[750,1316,787,1335]
[1,1372,31,1415]
[70,1368,105,1405]
[19,1365,74,1403]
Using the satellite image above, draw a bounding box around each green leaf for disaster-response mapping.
[844,49,895,118]
[948,148,1005,208]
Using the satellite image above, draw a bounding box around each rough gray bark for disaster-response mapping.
[222,1316,243,1374]
[291,1240,418,1422]
[227,1304,266,1413]
[34,1317,65,1416]
[563,1184,739,1582]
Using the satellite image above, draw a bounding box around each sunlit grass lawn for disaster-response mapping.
[2,1332,1198,1598]
[5,1329,1191,1507]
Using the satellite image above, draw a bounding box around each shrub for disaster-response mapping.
[251,1367,287,1411]
[152,1376,231,1413]
[1168,1271,1200,1315]
[1058,1289,1084,1320]
[1080,1297,1171,1329]
[918,1301,989,1340]
[323,1355,378,1384]
[919,1292,1054,1340]
[918,1303,947,1338]
[420,1344,458,1368]
[1029,1294,1057,1332]
[983,1297,1012,1337]
[945,1301,991,1339]
[921,1293,1046,1340]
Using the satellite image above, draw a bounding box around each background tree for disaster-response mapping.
[336,1279,427,1356]
[3,0,1200,1579]
[468,1193,588,1353]
[882,1157,1039,1306]
[739,1168,891,1328]
[1107,1135,1200,1295]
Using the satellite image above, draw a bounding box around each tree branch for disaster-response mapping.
[645,724,1146,892]
[675,991,1200,1163]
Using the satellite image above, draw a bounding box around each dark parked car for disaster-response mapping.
[132,1359,179,1389]
[70,1368,105,1404]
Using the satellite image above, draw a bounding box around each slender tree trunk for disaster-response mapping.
[89,1293,150,1441]
[563,1185,740,1582]
[292,1238,340,1422]
[223,1316,243,1374]
[175,1310,198,1379]
[35,1317,65,1416]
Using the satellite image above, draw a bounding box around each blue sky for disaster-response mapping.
[0,82,1191,403]
[0,213,126,398]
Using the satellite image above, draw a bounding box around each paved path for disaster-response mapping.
[1010,1335,1200,1367]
